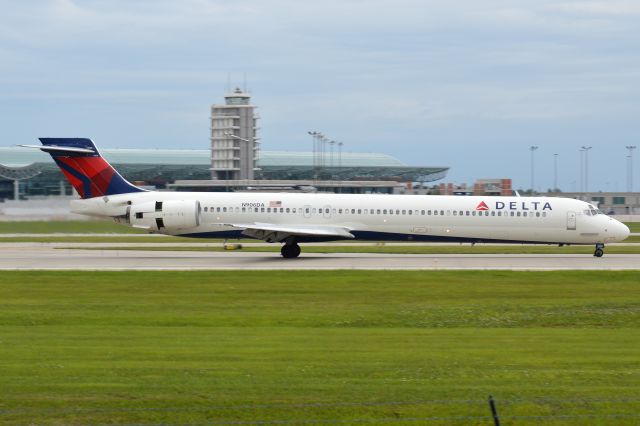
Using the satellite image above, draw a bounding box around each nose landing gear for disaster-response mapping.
[594,243,605,258]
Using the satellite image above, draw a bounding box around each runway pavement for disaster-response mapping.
[1,244,639,270]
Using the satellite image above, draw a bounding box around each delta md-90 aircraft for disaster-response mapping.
[21,138,630,258]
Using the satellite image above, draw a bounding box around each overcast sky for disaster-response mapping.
[1,0,639,191]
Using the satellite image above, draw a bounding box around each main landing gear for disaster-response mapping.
[281,242,301,258]
[594,243,605,258]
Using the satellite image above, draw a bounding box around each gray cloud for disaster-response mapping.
[0,0,638,190]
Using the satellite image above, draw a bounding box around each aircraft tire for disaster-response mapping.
[281,243,301,259]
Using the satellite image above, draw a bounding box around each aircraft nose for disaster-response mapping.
[616,220,630,241]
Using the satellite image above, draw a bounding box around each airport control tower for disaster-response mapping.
[210,88,260,180]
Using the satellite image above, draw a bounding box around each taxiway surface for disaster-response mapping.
[1,245,639,270]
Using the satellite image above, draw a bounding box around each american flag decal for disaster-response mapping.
[269,200,282,208]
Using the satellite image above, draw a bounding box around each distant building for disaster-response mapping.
[546,191,640,215]
[473,179,513,196]
[432,179,513,196]
[210,88,259,180]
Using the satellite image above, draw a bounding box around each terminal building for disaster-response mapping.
[0,88,449,200]
[0,146,449,200]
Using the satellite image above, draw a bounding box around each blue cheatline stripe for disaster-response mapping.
[176,229,574,245]
[54,159,95,199]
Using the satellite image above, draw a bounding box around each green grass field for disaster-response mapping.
[0,220,145,234]
[1,271,639,425]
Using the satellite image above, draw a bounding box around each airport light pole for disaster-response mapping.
[581,146,592,192]
[337,141,343,169]
[308,131,322,180]
[579,148,585,192]
[529,146,539,193]
[329,140,336,168]
[626,146,637,192]
[552,153,559,192]
[319,135,325,170]
[322,135,329,171]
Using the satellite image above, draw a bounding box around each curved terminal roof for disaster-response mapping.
[259,151,405,168]
[1,147,425,168]
[0,146,448,183]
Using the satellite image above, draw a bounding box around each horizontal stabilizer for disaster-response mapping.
[18,144,96,154]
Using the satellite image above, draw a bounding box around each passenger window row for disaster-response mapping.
[201,206,548,218]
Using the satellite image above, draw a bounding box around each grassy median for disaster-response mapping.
[0,271,639,425]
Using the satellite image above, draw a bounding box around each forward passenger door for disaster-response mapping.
[567,211,577,230]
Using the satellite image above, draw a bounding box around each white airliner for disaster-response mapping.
[22,138,630,258]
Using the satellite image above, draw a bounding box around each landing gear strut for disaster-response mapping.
[594,243,605,258]
[281,242,301,258]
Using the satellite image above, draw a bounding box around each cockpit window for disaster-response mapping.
[584,210,592,216]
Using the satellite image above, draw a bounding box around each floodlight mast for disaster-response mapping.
[308,131,322,180]
[307,133,345,180]
[626,146,637,192]
[529,146,539,192]
[581,146,592,192]
[553,153,559,192]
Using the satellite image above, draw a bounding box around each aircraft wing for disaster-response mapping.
[222,222,355,242]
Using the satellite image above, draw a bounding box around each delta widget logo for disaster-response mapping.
[475,201,489,211]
